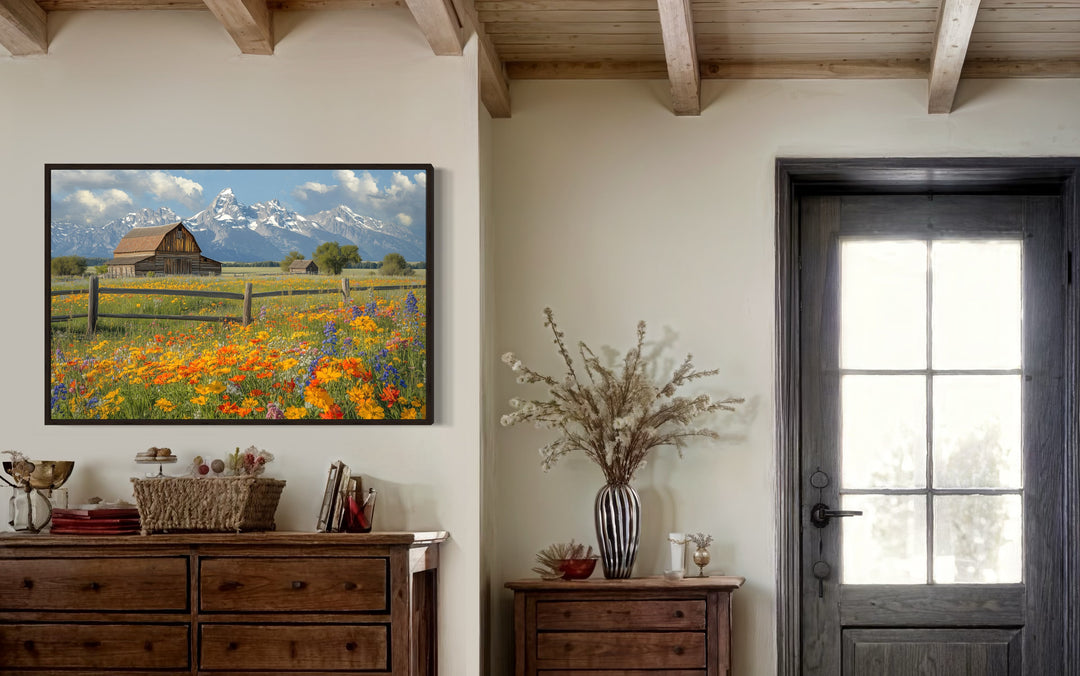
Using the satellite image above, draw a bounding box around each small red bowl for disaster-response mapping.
[558,557,598,580]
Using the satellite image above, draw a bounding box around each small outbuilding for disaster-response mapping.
[107,222,221,277]
[289,259,319,274]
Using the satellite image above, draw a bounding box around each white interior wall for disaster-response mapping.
[489,77,1080,675]
[0,10,482,674]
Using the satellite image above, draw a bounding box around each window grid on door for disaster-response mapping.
[838,237,1024,585]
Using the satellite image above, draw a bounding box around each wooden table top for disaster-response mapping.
[505,574,745,591]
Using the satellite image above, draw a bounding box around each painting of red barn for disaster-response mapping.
[107,222,222,277]
[47,164,433,425]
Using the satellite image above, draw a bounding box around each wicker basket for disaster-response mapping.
[131,476,285,534]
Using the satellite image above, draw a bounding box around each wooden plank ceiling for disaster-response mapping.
[3,0,1080,118]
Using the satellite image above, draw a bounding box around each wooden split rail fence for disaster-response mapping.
[50,277,425,334]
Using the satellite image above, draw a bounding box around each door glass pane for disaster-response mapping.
[842,494,927,584]
[933,375,1022,489]
[841,240,927,369]
[932,241,1022,370]
[934,495,1023,583]
[842,375,926,489]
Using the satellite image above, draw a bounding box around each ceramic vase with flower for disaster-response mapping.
[501,308,743,580]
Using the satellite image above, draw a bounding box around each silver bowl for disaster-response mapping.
[3,460,75,490]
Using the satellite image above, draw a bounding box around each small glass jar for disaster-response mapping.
[10,487,53,533]
[692,546,711,577]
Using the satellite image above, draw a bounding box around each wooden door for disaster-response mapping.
[799,194,1065,675]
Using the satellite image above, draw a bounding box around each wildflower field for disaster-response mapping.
[49,274,428,421]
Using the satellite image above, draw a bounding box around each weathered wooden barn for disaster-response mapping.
[289,259,319,274]
[107,222,221,277]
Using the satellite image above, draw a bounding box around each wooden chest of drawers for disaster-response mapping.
[0,531,446,675]
[506,576,744,676]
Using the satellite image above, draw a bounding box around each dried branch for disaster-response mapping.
[501,309,744,484]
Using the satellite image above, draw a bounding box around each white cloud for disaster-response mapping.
[335,170,379,197]
[287,170,427,233]
[145,171,203,208]
[60,188,134,224]
[52,169,204,211]
[386,171,417,198]
[292,181,334,201]
[51,170,124,192]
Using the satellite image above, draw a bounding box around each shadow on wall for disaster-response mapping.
[363,476,440,532]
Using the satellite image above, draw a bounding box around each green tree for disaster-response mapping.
[279,250,304,272]
[51,256,87,277]
[313,242,361,275]
[378,252,415,277]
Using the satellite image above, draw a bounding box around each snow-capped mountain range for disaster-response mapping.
[51,188,425,263]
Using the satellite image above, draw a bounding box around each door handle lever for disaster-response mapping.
[810,503,863,528]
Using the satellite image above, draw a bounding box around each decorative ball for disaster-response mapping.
[210,459,225,474]
[193,455,204,466]
[197,464,210,475]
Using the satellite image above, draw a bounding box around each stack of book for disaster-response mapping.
[50,507,140,535]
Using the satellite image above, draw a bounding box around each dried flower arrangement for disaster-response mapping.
[532,540,596,580]
[687,532,714,549]
[190,446,275,477]
[1,451,34,487]
[501,308,744,485]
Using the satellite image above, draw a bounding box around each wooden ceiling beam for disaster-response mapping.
[927,0,981,113]
[405,0,465,55]
[657,0,699,115]
[506,59,932,80]
[452,0,510,117]
[203,0,274,55]
[0,0,47,56]
[478,32,511,118]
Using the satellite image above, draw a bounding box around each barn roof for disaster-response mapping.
[289,259,317,270]
[106,254,153,266]
[113,222,200,255]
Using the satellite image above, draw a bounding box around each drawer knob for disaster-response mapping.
[21,578,33,590]
[673,646,684,656]
[345,642,358,651]
[88,582,101,592]
[23,640,35,652]
[144,641,154,652]
[227,642,239,651]
[291,580,307,590]
[219,581,243,592]
[343,581,357,590]
[674,610,684,618]
[84,641,102,649]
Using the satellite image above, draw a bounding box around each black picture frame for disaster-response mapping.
[46,164,434,425]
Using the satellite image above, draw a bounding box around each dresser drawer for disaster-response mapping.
[537,599,705,631]
[0,623,189,670]
[537,631,706,670]
[539,671,705,676]
[200,556,387,612]
[0,557,189,611]
[200,623,388,671]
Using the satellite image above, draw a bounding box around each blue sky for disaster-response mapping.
[49,167,429,233]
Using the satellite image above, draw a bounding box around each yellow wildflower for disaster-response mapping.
[284,406,307,419]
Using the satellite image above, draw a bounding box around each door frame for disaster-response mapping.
[774,157,1080,676]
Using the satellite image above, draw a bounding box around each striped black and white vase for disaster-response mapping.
[594,482,640,579]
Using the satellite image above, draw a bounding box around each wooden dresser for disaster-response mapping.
[506,576,744,676]
[0,531,447,675]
